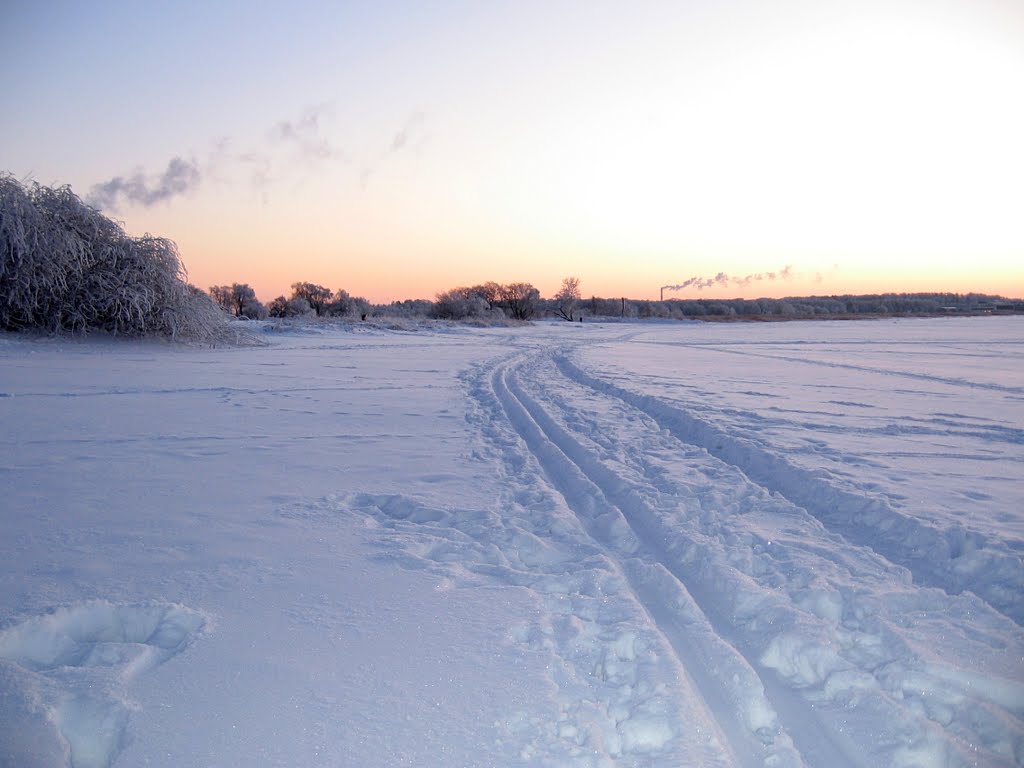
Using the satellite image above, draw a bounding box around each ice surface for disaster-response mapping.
[1,317,1021,767]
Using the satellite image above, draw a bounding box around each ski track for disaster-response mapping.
[488,355,810,768]
[345,339,1021,767]
[554,356,1024,627]
[454,343,1023,768]
[632,341,1024,395]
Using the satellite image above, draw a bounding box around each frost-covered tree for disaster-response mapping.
[267,295,314,318]
[239,298,268,320]
[554,276,581,321]
[387,299,433,317]
[432,286,489,320]
[326,288,370,317]
[500,282,540,320]
[470,281,503,310]
[268,296,289,318]
[289,282,332,316]
[209,283,266,319]
[0,174,231,340]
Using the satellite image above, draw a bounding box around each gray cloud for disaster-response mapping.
[86,157,201,212]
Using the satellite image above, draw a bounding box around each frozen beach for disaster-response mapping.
[1,315,1022,767]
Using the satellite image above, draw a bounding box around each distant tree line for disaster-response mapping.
[207,282,371,321]
[203,276,1022,325]
[587,292,1023,320]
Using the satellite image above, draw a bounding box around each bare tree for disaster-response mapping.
[554,276,581,321]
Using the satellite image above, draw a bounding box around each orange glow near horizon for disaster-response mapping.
[181,236,1024,306]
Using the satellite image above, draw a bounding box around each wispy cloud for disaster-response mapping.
[86,157,201,212]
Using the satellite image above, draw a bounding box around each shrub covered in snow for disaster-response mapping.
[209,283,268,320]
[0,174,233,341]
[499,282,540,320]
[432,282,540,321]
[325,288,370,318]
[289,282,332,316]
[267,295,315,318]
[432,287,491,320]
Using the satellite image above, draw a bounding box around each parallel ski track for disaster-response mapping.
[631,340,1024,395]
[553,353,1024,626]
[488,351,860,768]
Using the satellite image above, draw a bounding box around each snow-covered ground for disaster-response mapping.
[1,316,1021,768]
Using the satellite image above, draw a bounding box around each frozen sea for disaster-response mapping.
[1,315,1021,767]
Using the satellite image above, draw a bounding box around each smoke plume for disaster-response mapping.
[661,265,795,294]
[86,157,201,212]
[271,104,337,161]
[391,111,426,152]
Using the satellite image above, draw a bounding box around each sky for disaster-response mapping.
[2,0,1022,304]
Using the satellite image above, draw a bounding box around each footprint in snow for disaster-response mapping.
[0,600,206,768]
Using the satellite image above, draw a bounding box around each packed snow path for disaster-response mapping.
[1,317,1021,767]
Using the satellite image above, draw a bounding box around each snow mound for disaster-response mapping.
[0,601,205,675]
[0,601,206,768]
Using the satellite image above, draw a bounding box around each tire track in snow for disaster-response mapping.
[555,355,1024,626]
[488,354,809,768]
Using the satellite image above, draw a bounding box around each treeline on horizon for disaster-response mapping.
[210,278,1023,324]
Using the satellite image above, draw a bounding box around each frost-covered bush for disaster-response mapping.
[209,283,267,319]
[240,299,269,320]
[326,288,370,318]
[289,282,332,316]
[500,282,540,320]
[285,297,314,317]
[0,174,232,341]
[431,287,490,320]
[384,299,433,318]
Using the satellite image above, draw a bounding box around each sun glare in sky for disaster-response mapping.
[2,0,1021,303]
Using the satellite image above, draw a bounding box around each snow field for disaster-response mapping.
[1,317,1021,767]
